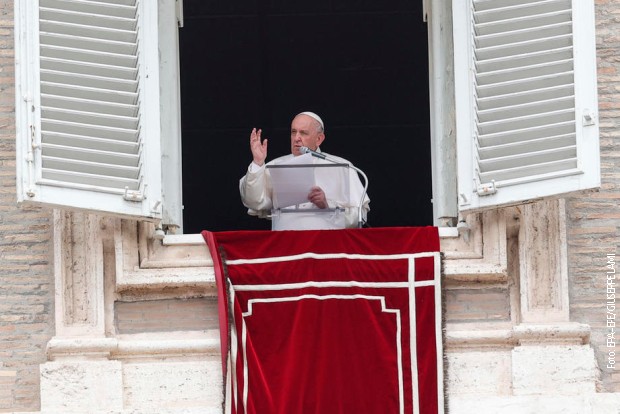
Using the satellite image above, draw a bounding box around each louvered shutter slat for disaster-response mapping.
[477,96,574,123]
[41,107,139,130]
[43,156,140,179]
[41,70,137,93]
[475,34,572,61]
[476,72,573,98]
[41,0,137,19]
[41,45,137,67]
[477,121,575,148]
[42,119,138,142]
[42,143,140,166]
[42,169,140,190]
[475,22,571,49]
[477,84,573,110]
[39,8,137,31]
[474,0,572,24]
[41,83,138,105]
[40,33,137,55]
[477,60,573,85]
[40,21,137,43]
[474,0,547,12]
[479,159,577,183]
[478,146,576,172]
[41,58,138,80]
[478,133,576,159]
[475,10,572,36]
[478,109,574,136]
[42,131,139,155]
[41,95,138,117]
[91,0,136,6]
[476,47,572,73]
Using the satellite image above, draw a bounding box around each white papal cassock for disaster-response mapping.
[239,149,370,230]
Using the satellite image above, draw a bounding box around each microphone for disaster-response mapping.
[299,146,326,159]
[299,146,369,228]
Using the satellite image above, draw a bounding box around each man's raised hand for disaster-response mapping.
[250,128,268,166]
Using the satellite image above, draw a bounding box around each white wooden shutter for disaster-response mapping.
[453,0,600,212]
[15,0,164,220]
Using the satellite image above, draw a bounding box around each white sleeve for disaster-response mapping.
[239,162,273,214]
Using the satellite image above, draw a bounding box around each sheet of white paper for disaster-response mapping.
[268,153,315,209]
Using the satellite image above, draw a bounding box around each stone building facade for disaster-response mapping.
[0,0,619,413]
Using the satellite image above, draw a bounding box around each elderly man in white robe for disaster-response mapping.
[239,112,370,229]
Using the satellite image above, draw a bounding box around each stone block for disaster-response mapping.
[122,358,223,411]
[512,345,597,395]
[448,394,620,414]
[446,350,512,396]
[40,360,123,412]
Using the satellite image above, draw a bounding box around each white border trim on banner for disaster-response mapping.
[225,251,437,265]
[242,294,404,414]
[227,251,443,414]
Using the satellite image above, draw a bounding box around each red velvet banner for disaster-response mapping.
[203,227,443,414]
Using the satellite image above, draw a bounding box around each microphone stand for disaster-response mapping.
[300,147,368,228]
[349,163,369,228]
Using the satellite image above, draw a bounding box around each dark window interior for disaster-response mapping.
[179,1,432,233]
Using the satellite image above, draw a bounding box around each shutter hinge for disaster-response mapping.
[124,187,146,202]
[176,0,184,27]
[476,181,497,196]
[582,109,596,126]
[459,193,470,206]
[25,123,38,197]
[24,91,38,198]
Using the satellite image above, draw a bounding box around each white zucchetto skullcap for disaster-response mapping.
[298,111,324,131]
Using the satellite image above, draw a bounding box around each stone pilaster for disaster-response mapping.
[518,199,570,324]
[40,210,122,412]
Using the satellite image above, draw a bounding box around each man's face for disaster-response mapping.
[290,115,325,156]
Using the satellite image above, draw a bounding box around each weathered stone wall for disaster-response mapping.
[566,0,620,393]
[0,0,619,412]
[0,1,54,412]
[115,297,218,334]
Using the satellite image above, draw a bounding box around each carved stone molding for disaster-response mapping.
[441,210,509,283]
[518,199,570,323]
[53,210,108,337]
[112,211,510,294]
[115,221,215,297]
[46,331,220,361]
[445,322,591,351]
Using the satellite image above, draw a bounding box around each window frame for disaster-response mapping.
[15,0,601,231]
